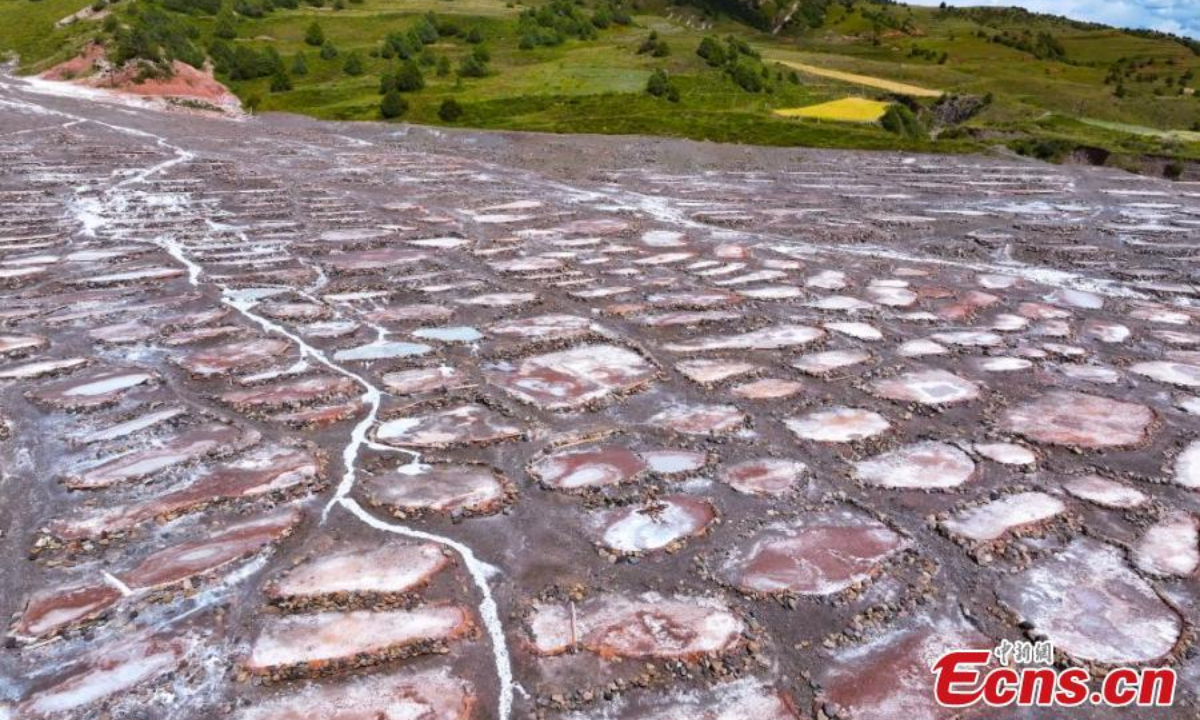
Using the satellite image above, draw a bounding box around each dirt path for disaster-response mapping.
[767,56,944,97]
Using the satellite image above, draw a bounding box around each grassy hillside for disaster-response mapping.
[0,0,98,66]
[2,0,1197,170]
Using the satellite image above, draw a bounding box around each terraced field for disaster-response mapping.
[0,72,1199,720]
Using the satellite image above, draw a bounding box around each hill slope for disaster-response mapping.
[2,0,1197,174]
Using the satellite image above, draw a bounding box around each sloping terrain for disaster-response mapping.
[1,0,1198,171]
[1,71,1199,719]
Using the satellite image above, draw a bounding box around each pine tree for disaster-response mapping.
[458,54,487,78]
[438,98,464,122]
[646,68,678,101]
[291,52,308,76]
[414,15,438,44]
[320,41,338,60]
[269,67,292,92]
[395,59,424,91]
[214,10,237,40]
[304,21,324,47]
[380,89,408,119]
[384,32,414,60]
[343,51,364,76]
[696,36,726,67]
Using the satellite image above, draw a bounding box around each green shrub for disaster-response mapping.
[638,33,669,58]
[592,5,612,28]
[414,14,439,44]
[213,10,237,40]
[646,68,679,102]
[880,104,923,138]
[343,51,364,76]
[435,16,461,36]
[1008,137,1073,162]
[381,89,408,119]
[638,31,657,54]
[213,42,281,80]
[395,60,424,91]
[381,32,414,60]
[724,35,759,60]
[304,21,324,47]
[696,36,726,67]
[269,68,292,92]
[728,58,763,92]
[458,54,488,78]
[438,98,464,121]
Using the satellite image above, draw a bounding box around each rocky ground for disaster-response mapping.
[0,73,1198,720]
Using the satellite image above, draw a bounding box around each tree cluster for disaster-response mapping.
[517,0,629,50]
[108,4,205,70]
[696,35,769,93]
[637,31,670,58]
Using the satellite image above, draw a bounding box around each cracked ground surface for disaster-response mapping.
[0,75,1198,720]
